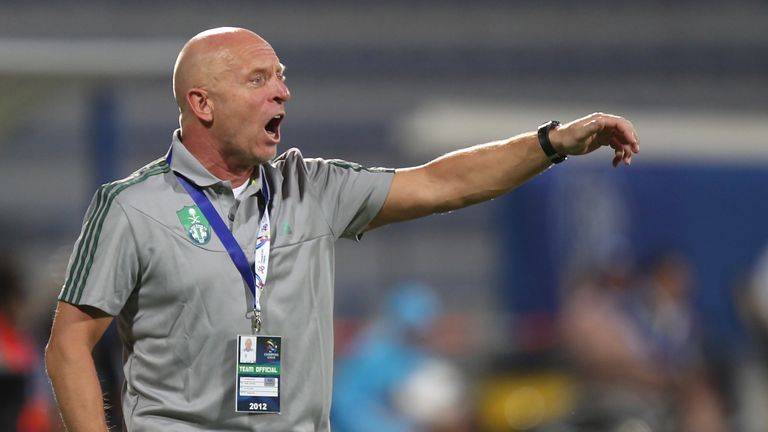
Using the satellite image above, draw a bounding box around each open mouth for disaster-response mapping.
[265,114,284,140]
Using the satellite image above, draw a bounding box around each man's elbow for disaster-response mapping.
[44,337,64,381]
[44,333,88,381]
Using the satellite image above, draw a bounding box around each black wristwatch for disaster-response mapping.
[537,120,567,164]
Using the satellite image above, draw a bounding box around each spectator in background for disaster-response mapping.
[332,282,467,432]
[0,257,51,432]
[560,262,667,430]
[731,247,768,431]
[744,245,768,352]
[560,251,728,432]
[628,251,727,432]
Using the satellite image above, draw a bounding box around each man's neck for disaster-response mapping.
[180,131,254,187]
[203,157,254,188]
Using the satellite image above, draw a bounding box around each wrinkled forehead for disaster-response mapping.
[238,40,276,56]
[219,41,281,72]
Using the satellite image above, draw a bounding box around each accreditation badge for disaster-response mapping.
[235,335,282,413]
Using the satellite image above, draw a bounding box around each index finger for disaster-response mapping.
[598,114,639,153]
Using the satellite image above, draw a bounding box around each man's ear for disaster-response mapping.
[187,88,214,123]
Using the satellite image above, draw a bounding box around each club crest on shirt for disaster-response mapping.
[176,205,211,245]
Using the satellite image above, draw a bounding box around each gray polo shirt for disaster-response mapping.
[58,132,394,431]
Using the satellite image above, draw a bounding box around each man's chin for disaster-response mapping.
[250,145,278,165]
[258,148,278,163]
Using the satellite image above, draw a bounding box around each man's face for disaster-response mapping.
[210,39,290,165]
[245,338,253,350]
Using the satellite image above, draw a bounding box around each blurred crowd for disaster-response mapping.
[0,256,53,431]
[556,247,768,432]
[558,251,728,432]
[4,246,768,431]
[329,248,768,432]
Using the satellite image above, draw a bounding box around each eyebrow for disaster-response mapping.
[247,63,285,76]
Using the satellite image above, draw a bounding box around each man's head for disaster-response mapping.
[647,251,693,301]
[244,337,253,350]
[173,27,290,166]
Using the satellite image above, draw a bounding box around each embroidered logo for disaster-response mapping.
[176,205,211,245]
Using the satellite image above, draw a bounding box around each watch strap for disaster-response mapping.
[537,120,567,164]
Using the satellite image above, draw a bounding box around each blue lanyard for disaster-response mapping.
[167,149,271,332]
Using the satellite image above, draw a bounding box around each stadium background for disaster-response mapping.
[1,1,767,430]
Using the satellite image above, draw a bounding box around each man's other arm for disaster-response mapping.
[46,301,113,432]
[368,112,639,229]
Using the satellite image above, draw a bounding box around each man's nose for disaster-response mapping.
[273,79,291,104]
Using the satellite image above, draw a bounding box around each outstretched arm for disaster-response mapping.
[46,302,113,432]
[369,112,639,229]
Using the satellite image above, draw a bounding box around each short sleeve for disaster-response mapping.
[58,187,139,316]
[304,158,394,240]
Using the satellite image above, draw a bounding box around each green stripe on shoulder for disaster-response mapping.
[60,159,169,304]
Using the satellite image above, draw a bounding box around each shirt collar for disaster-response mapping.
[166,130,262,197]
[166,130,221,187]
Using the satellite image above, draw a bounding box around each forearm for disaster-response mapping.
[46,344,109,432]
[422,131,550,212]
[46,302,113,432]
[371,132,550,227]
[370,112,638,228]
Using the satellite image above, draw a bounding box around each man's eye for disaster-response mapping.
[251,75,265,85]
[277,73,286,82]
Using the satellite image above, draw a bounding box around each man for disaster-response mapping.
[45,27,639,432]
[240,337,256,364]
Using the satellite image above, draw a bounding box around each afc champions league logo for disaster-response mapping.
[263,338,280,362]
[176,205,211,245]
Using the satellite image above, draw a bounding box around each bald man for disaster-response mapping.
[45,27,639,431]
